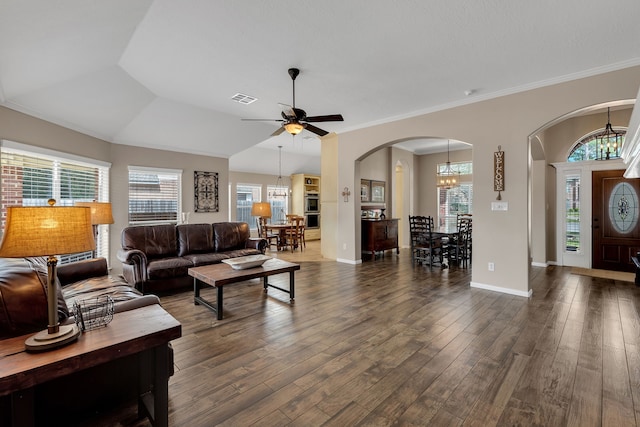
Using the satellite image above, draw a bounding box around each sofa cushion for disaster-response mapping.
[213,222,251,252]
[27,257,70,320]
[181,252,230,266]
[146,257,194,280]
[223,248,263,259]
[121,224,177,259]
[177,224,215,256]
[0,257,68,339]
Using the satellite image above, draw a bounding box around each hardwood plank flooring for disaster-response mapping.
[84,242,640,426]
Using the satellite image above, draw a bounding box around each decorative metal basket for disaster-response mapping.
[73,295,114,332]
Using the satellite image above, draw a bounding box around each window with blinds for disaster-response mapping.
[1,141,111,263]
[128,166,182,224]
[436,160,473,231]
[236,184,261,228]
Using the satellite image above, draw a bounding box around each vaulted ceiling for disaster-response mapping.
[1,1,639,175]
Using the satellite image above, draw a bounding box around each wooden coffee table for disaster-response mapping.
[189,258,300,320]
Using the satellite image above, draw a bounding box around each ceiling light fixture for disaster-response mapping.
[596,107,623,160]
[284,122,304,135]
[436,139,460,189]
[269,146,288,198]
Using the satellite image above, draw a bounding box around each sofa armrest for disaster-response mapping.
[247,237,268,254]
[117,248,148,288]
[57,258,109,286]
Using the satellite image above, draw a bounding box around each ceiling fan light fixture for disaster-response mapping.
[284,122,304,135]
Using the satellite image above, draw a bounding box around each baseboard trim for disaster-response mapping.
[470,281,533,298]
[531,261,548,267]
[337,258,362,265]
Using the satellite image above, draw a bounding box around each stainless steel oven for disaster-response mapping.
[305,194,319,213]
[305,213,320,229]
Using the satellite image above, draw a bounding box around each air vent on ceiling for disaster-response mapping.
[231,93,258,104]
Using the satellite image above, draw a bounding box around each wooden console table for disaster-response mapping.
[0,304,181,427]
[362,218,399,258]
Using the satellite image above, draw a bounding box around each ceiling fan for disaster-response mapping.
[242,68,344,137]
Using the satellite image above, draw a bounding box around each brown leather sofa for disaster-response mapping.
[0,257,159,340]
[117,222,267,293]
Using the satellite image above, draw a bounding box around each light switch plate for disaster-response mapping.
[491,201,508,211]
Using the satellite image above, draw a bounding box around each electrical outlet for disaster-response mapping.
[488,262,495,271]
[342,243,347,250]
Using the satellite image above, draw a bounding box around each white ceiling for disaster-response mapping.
[1,0,640,176]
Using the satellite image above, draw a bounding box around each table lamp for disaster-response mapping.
[251,202,272,219]
[75,201,114,257]
[0,199,95,351]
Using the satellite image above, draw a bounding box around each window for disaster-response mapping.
[438,184,473,230]
[1,140,111,263]
[436,161,472,175]
[267,185,288,224]
[565,175,580,251]
[568,129,626,162]
[437,161,473,230]
[128,166,181,224]
[236,184,261,228]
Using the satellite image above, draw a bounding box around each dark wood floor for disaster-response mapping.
[94,242,640,426]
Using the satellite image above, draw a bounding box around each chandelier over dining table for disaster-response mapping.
[436,139,460,189]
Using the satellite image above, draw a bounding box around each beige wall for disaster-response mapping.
[0,106,232,277]
[328,65,640,297]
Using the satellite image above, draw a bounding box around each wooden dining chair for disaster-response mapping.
[257,217,278,250]
[409,215,443,268]
[283,216,303,252]
[296,217,306,250]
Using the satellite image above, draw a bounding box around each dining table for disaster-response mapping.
[264,222,296,251]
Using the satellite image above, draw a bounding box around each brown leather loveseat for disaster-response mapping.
[117,222,267,293]
[0,256,160,339]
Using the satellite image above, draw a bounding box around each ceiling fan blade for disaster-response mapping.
[271,126,287,137]
[304,123,329,137]
[304,114,344,123]
[241,118,284,122]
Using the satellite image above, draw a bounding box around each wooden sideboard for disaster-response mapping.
[0,304,181,427]
[362,218,399,258]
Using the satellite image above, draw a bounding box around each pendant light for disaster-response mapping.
[269,146,287,198]
[436,139,460,189]
[596,107,623,160]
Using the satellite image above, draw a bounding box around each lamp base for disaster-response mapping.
[25,324,81,352]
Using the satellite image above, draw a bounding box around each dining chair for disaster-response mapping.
[296,217,306,250]
[283,216,303,252]
[409,215,443,268]
[448,216,471,267]
[257,217,278,250]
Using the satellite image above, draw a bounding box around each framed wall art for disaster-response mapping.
[371,180,385,203]
[360,179,370,202]
[194,171,219,212]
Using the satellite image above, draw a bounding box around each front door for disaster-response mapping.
[592,169,640,271]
